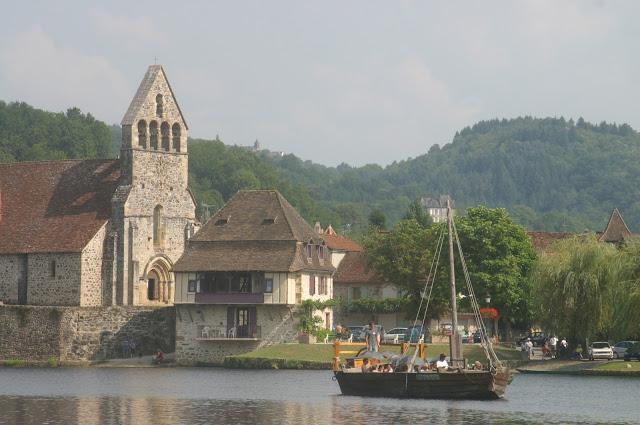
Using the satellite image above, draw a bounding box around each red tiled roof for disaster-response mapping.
[0,159,120,254]
[333,251,380,283]
[527,231,574,252]
[322,233,363,251]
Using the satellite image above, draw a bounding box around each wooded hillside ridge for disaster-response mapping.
[2,100,637,235]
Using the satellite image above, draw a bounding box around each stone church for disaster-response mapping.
[0,65,198,307]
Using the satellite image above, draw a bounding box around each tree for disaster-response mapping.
[445,206,537,330]
[368,208,387,232]
[403,198,432,229]
[530,234,620,347]
[363,219,450,321]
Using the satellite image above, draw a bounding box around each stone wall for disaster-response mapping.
[0,305,174,361]
[27,253,82,306]
[175,304,299,365]
[0,254,25,304]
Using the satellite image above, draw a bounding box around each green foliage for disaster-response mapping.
[363,219,450,320]
[0,101,112,162]
[50,307,65,322]
[609,240,640,340]
[294,299,340,336]
[3,360,24,367]
[347,298,410,314]
[47,357,59,367]
[403,198,432,229]
[16,306,32,325]
[531,235,620,347]
[449,206,538,325]
[368,208,387,232]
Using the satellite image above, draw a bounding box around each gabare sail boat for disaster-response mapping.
[333,203,510,400]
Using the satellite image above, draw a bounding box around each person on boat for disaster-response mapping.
[436,354,449,370]
[472,361,483,370]
[420,363,430,372]
[361,358,370,372]
[364,321,381,353]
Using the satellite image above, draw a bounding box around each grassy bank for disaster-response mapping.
[226,342,521,369]
[594,361,640,371]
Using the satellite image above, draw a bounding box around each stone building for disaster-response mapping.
[421,195,455,223]
[172,190,335,364]
[0,65,197,307]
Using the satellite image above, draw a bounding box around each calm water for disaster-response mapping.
[0,368,638,424]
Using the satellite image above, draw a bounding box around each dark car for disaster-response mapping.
[623,342,640,361]
[403,326,430,343]
[518,331,551,347]
[473,328,486,343]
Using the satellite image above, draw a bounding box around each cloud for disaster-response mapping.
[91,7,168,48]
[0,25,130,124]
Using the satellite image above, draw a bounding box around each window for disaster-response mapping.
[153,205,164,245]
[318,245,325,260]
[161,121,170,151]
[137,120,147,148]
[265,278,273,293]
[149,121,158,150]
[350,287,361,300]
[188,280,196,292]
[227,306,257,338]
[50,260,56,278]
[172,123,181,152]
[156,94,163,118]
[309,274,315,295]
[306,243,312,260]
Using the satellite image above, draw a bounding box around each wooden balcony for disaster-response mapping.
[194,292,265,304]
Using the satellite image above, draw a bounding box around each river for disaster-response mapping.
[0,368,638,424]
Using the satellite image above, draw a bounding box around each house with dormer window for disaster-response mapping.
[172,190,335,364]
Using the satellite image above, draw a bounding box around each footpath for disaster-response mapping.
[515,347,640,376]
[95,352,175,367]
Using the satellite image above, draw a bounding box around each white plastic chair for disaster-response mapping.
[201,326,210,338]
[228,327,237,338]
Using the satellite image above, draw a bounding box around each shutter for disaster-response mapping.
[347,287,352,301]
[249,307,257,337]
[361,287,368,298]
[227,307,235,334]
[310,275,315,296]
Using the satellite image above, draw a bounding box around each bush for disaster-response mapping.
[3,359,24,367]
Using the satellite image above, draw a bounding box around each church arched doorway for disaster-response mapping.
[141,257,174,305]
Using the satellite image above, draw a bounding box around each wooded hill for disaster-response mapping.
[2,100,638,235]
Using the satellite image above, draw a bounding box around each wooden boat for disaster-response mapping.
[333,202,510,400]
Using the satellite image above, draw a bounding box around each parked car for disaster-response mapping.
[623,342,640,361]
[358,325,385,342]
[403,326,429,343]
[462,333,475,343]
[383,327,407,343]
[587,341,614,361]
[473,329,486,343]
[343,325,364,340]
[612,341,638,359]
[518,331,551,347]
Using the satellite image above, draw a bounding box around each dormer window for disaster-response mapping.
[215,218,228,226]
[318,245,325,260]
[306,243,313,260]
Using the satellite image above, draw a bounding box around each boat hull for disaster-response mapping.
[334,369,509,400]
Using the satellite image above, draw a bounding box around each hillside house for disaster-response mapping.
[172,190,335,364]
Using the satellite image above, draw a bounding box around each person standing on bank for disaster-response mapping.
[365,321,381,352]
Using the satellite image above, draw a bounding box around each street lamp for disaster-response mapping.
[484,292,491,339]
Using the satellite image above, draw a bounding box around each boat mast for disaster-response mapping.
[448,200,463,366]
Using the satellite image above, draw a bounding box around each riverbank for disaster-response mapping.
[516,358,640,376]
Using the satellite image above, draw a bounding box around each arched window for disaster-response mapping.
[153,205,165,245]
[156,94,163,118]
[149,121,158,150]
[137,120,147,148]
[161,122,170,151]
[172,123,181,152]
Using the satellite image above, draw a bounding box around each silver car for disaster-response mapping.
[588,342,614,361]
[612,340,638,359]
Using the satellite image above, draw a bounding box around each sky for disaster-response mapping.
[2,1,640,167]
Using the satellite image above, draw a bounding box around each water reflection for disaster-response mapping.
[0,369,638,425]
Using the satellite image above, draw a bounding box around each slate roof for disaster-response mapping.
[173,190,335,273]
[421,195,455,209]
[333,251,379,283]
[0,159,120,254]
[597,207,632,243]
